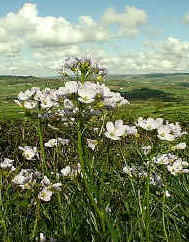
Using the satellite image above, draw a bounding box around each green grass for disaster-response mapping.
[0,74,189,241]
[1,74,189,121]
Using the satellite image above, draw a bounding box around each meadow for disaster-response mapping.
[0,61,189,241]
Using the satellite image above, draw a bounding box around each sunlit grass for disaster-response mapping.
[0,70,189,241]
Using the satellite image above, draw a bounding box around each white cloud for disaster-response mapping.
[0,3,148,50]
[0,3,149,75]
[0,3,188,76]
[103,37,189,74]
[102,6,147,36]
[1,37,189,76]
[0,3,110,49]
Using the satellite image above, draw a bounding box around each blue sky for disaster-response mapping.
[0,0,189,75]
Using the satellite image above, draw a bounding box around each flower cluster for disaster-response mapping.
[44,138,70,148]
[104,120,137,140]
[61,56,107,81]
[38,176,62,202]
[12,169,40,190]
[11,169,62,201]
[18,146,38,160]
[123,163,163,187]
[0,158,16,171]
[136,117,187,141]
[153,153,189,175]
[136,117,163,130]
[15,81,129,121]
[61,163,81,177]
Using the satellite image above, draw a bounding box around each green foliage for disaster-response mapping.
[0,72,189,241]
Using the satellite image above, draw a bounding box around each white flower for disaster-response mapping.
[157,121,187,141]
[19,146,38,160]
[103,91,129,108]
[125,125,138,136]
[153,153,178,165]
[61,166,71,176]
[39,176,62,201]
[57,138,70,145]
[0,158,14,169]
[104,120,126,140]
[157,125,176,141]
[40,96,58,109]
[65,81,81,94]
[45,138,70,148]
[165,190,171,197]
[136,117,163,131]
[39,233,46,242]
[171,142,186,150]
[87,139,98,150]
[51,183,62,191]
[167,159,189,175]
[41,176,51,186]
[44,139,58,148]
[38,188,53,202]
[100,85,112,98]
[56,87,68,96]
[23,101,37,109]
[78,88,97,104]
[17,89,35,101]
[123,164,134,177]
[61,163,81,177]
[12,169,33,185]
[150,173,163,186]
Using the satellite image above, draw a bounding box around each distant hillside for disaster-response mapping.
[1,73,189,83]
[108,73,189,81]
[0,75,37,80]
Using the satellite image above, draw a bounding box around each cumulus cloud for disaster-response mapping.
[1,37,189,76]
[0,3,188,76]
[102,6,147,36]
[0,3,110,50]
[0,3,147,49]
[0,3,149,75]
[103,37,189,74]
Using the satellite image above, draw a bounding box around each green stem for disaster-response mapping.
[77,126,106,233]
[145,170,151,242]
[31,201,40,240]
[0,173,7,238]
[37,118,46,172]
[162,189,169,242]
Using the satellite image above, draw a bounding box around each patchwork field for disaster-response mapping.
[1,73,189,123]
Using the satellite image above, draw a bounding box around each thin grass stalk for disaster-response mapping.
[145,167,151,242]
[0,173,7,239]
[31,200,40,240]
[162,188,169,242]
[37,118,46,172]
[77,125,107,234]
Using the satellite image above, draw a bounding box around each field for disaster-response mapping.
[0,71,189,241]
[1,73,189,123]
